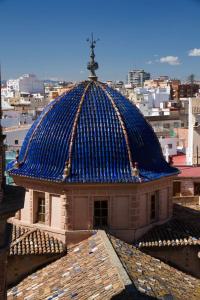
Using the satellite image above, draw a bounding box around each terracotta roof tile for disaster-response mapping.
[9,228,200,299]
[9,224,66,256]
[178,166,200,177]
[109,234,200,300]
[136,204,200,249]
[7,232,125,300]
[137,218,200,248]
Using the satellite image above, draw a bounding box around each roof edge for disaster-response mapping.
[99,230,139,297]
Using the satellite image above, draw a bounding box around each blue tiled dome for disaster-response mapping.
[8,81,178,183]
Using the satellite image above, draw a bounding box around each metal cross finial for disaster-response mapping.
[87,33,99,81]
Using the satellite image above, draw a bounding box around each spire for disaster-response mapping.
[87,33,99,81]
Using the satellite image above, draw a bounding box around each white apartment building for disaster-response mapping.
[159,137,178,162]
[4,125,31,151]
[7,74,44,95]
[126,86,171,116]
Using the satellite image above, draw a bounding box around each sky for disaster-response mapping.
[0,0,200,82]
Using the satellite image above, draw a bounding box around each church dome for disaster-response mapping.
[8,80,178,183]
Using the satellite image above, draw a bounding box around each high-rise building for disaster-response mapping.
[127,69,150,86]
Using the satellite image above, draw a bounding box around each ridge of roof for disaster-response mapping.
[9,223,66,256]
[7,231,131,299]
[136,217,200,248]
[109,234,200,300]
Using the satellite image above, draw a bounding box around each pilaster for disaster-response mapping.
[61,193,72,230]
[45,193,51,226]
[29,190,34,223]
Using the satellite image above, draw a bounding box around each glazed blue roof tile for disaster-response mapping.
[7,81,178,183]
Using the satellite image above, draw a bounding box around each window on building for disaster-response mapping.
[14,139,19,145]
[36,197,45,223]
[163,123,170,129]
[174,122,179,128]
[194,182,200,195]
[94,200,108,228]
[168,143,173,149]
[173,181,181,196]
[150,192,159,222]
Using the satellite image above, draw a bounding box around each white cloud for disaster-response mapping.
[146,60,153,65]
[188,48,200,56]
[159,56,181,65]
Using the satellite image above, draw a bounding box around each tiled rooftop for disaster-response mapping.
[109,235,200,300]
[9,224,66,256]
[136,204,200,248]
[172,153,186,166]
[8,81,178,183]
[8,227,200,300]
[177,166,200,177]
[7,232,126,300]
[137,218,200,248]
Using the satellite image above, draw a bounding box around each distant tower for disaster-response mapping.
[127,69,150,86]
[187,74,195,97]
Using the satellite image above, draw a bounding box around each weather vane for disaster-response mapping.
[87,33,99,81]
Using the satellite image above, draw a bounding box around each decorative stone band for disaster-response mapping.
[98,82,135,176]
[62,82,91,180]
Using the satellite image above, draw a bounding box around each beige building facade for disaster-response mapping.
[11,175,174,243]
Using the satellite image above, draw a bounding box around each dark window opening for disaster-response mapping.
[37,197,45,223]
[94,200,108,228]
[194,182,200,195]
[150,192,159,222]
[150,195,156,220]
[173,181,181,196]
[14,140,19,145]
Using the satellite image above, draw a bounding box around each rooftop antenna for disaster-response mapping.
[87,33,99,81]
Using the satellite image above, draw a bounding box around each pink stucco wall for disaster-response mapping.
[20,190,31,223]
[51,194,62,229]
[12,176,174,243]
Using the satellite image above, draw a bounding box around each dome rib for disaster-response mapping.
[7,81,179,183]
[98,82,134,176]
[62,81,91,178]
[18,87,75,166]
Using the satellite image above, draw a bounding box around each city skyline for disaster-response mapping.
[0,0,200,81]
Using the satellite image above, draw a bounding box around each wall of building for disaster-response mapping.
[159,137,177,161]
[145,245,200,278]
[7,74,44,95]
[51,194,62,229]
[12,177,174,243]
[4,127,30,150]
[7,254,63,287]
[173,177,200,196]
[20,190,31,222]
